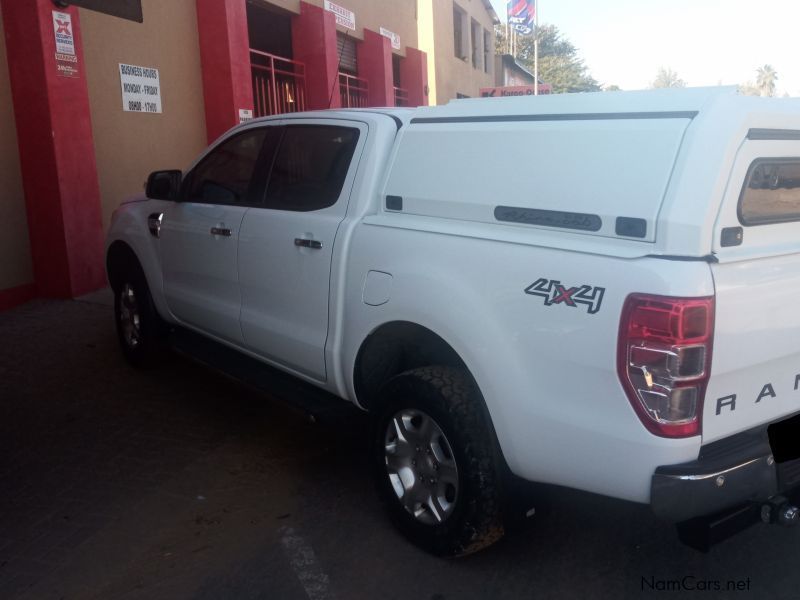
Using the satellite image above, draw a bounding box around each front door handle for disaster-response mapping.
[294,238,322,250]
[147,212,163,238]
[210,227,232,237]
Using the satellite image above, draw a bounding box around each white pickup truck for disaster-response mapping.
[106,87,800,555]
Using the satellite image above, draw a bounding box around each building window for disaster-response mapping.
[392,54,402,87]
[337,33,358,75]
[453,3,468,60]
[471,19,482,69]
[483,29,492,74]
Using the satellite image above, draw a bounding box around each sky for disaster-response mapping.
[489,0,800,96]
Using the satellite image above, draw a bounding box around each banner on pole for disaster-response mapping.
[507,0,535,36]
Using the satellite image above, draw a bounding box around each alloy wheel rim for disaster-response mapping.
[119,283,141,349]
[384,408,459,525]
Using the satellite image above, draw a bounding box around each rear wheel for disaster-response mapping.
[113,264,166,367]
[373,366,504,556]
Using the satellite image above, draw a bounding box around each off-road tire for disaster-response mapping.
[373,366,505,556]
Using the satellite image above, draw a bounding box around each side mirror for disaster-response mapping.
[145,170,182,200]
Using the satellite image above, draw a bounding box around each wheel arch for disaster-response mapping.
[106,240,140,292]
[352,320,511,473]
[353,321,468,410]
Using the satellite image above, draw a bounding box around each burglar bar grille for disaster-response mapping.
[251,49,307,117]
[394,86,409,107]
[339,72,369,108]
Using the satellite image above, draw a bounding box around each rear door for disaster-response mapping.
[704,135,800,443]
[238,120,364,380]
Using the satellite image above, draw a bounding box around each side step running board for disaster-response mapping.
[170,327,362,425]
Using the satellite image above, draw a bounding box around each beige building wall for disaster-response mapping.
[80,0,208,231]
[421,0,496,104]
[253,0,419,55]
[0,7,33,291]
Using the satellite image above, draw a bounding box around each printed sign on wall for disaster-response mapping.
[119,64,162,113]
[324,1,355,30]
[379,27,401,50]
[52,11,79,78]
[52,11,75,54]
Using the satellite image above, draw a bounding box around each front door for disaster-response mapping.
[161,127,272,344]
[238,121,364,380]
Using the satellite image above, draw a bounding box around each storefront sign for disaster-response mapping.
[379,27,401,50]
[480,85,551,97]
[52,11,79,78]
[324,1,355,30]
[119,64,162,113]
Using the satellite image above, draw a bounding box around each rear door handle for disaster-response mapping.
[210,227,232,237]
[294,238,322,250]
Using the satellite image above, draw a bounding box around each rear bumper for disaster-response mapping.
[651,421,800,523]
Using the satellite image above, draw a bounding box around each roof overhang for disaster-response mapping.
[480,0,501,24]
[52,0,143,23]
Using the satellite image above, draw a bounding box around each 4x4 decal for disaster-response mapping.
[524,278,606,315]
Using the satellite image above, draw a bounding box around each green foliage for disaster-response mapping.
[738,82,760,96]
[756,65,778,97]
[495,24,600,94]
[651,67,686,89]
[740,65,779,97]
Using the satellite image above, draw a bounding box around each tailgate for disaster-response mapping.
[705,256,800,442]
[704,137,800,443]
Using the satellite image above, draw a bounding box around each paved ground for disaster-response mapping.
[1,296,799,600]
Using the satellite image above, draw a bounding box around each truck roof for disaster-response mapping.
[409,86,800,122]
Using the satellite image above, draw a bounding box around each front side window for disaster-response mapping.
[264,125,360,212]
[184,128,267,205]
[739,159,800,225]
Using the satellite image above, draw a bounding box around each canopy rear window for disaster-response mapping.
[739,159,800,225]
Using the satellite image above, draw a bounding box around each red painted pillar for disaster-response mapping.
[357,29,394,107]
[400,47,429,107]
[196,0,253,143]
[291,1,340,110]
[0,0,105,298]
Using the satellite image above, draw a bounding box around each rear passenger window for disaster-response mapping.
[184,128,267,205]
[265,125,359,212]
[740,159,800,225]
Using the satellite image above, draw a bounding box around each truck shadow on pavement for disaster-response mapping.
[0,299,797,600]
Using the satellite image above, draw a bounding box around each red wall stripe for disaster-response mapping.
[0,0,105,298]
[196,0,254,143]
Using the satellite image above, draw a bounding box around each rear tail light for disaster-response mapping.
[617,294,715,438]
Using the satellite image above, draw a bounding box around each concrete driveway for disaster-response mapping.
[0,296,797,599]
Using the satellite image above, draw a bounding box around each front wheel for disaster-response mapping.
[373,366,504,556]
[113,265,167,367]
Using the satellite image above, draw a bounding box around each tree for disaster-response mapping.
[495,24,600,94]
[651,67,686,89]
[740,65,780,97]
[756,64,778,97]
[604,84,622,92]
[738,82,760,96]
